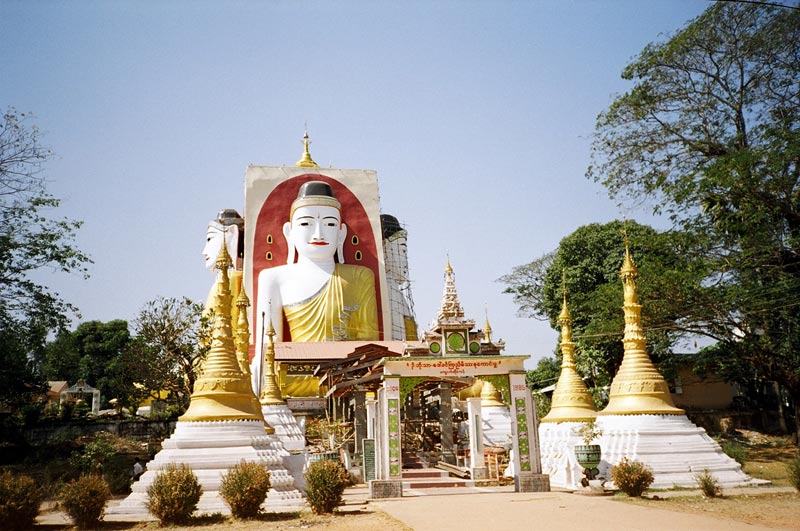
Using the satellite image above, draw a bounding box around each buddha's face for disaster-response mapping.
[385,233,409,282]
[203,225,225,271]
[286,205,345,262]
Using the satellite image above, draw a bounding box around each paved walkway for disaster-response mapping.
[354,484,797,531]
[38,484,796,530]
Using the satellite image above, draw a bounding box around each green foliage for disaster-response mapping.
[0,108,90,426]
[131,297,211,409]
[575,420,603,445]
[61,473,111,529]
[694,469,721,498]
[526,357,559,390]
[70,436,115,474]
[588,2,800,439]
[720,441,747,466]
[500,220,704,390]
[787,454,800,492]
[304,459,349,514]
[532,391,551,421]
[610,458,654,497]
[42,320,132,410]
[219,460,271,519]
[146,464,202,525]
[0,470,43,531]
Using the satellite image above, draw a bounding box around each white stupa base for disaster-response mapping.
[110,420,305,518]
[263,404,306,452]
[482,406,513,448]
[263,404,307,490]
[596,414,763,489]
[538,421,586,489]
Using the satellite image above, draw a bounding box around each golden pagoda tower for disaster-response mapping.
[483,304,493,343]
[295,130,319,168]
[541,275,597,422]
[180,244,266,422]
[260,310,286,407]
[598,241,684,416]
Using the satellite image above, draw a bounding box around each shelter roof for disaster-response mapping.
[275,340,417,361]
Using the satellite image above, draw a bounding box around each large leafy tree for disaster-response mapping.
[129,297,211,411]
[500,220,706,400]
[0,108,90,422]
[42,320,132,407]
[589,3,800,436]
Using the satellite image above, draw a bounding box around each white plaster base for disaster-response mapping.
[482,406,513,448]
[538,421,585,489]
[110,420,305,517]
[596,415,762,489]
[263,404,306,452]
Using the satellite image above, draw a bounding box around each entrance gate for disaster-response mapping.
[369,355,550,497]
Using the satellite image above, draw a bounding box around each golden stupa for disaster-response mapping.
[598,241,684,416]
[480,380,505,408]
[540,275,597,422]
[260,311,286,406]
[295,131,319,168]
[179,244,267,423]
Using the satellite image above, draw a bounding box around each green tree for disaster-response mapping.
[42,320,132,408]
[0,108,90,427]
[500,220,707,396]
[131,297,210,411]
[589,2,800,437]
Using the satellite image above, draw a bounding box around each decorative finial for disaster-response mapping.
[295,130,319,168]
[559,270,572,324]
[483,303,493,344]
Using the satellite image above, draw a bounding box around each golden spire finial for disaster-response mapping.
[234,283,252,378]
[558,270,573,325]
[260,305,285,406]
[180,245,265,423]
[598,243,684,416]
[541,273,597,423]
[295,130,319,168]
[483,303,493,344]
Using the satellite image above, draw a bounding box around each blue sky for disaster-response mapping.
[1,1,709,368]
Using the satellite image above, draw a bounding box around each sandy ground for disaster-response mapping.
[37,484,798,531]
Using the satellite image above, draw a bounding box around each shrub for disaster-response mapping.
[304,459,348,514]
[786,454,800,492]
[720,441,747,466]
[61,474,111,529]
[610,458,654,497]
[0,470,43,531]
[695,469,721,498]
[220,461,271,519]
[146,464,202,525]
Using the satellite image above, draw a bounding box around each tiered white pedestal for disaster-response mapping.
[111,420,305,517]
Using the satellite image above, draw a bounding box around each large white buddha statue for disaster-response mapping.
[251,181,379,394]
[381,214,417,341]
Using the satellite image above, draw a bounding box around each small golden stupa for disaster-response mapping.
[179,244,267,423]
[480,380,505,408]
[260,310,286,407]
[295,131,319,168]
[598,241,684,416]
[540,275,597,423]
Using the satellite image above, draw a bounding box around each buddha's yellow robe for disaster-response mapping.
[283,264,379,341]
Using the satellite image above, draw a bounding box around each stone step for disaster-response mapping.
[402,469,449,479]
[403,477,473,489]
